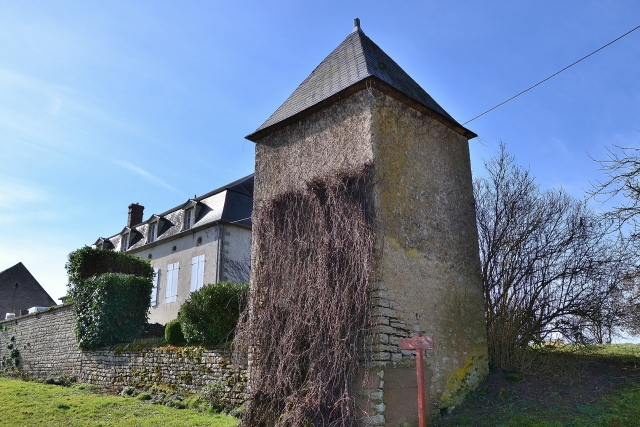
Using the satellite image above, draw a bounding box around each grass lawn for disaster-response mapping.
[433,344,640,427]
[0,377,240,427]
[5,345,640,426]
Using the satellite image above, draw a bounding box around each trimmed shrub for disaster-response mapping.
[179,281,248,344]
[66,246,153,285]
[69,273,153,350]
[165,319,185,344]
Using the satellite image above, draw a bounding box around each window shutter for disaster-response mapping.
[171,262,179,302]
[151,268,160,306]
[165,264,174,303]
[191,255,206,292]
[197,255,205,290]
[165,262,179,303]
[191,257,199,292]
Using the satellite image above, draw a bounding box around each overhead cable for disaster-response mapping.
[463,24,640,125]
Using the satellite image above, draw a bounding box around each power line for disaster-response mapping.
[463,25,640,126]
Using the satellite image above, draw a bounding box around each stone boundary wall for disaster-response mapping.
[0,304,247,404]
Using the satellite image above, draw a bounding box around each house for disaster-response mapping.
[0,262,56,318]
[94,174,253,325]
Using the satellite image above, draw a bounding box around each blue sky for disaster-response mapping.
[1,1,639,302]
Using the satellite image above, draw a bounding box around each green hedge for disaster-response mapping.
[69,273,153,350]
[179,281,248,344]
[66,246,153,285]
[165,319,185,345]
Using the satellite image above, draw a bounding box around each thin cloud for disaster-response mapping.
[0,179,59,226]
[0,180,48,209]
[115,160,183,195]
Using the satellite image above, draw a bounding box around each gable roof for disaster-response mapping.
[247,21,475,141]
[0,262,56,316]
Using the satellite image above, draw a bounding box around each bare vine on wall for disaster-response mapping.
[223,258,251,284]
[235,165,375,427]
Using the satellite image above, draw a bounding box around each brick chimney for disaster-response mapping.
[127,203,144,227]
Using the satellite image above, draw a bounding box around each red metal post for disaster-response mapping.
[398,333,433,427]
[416,347,426,427]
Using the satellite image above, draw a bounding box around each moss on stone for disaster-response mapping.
[439,346,489,408]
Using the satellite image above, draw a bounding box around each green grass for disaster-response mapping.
[434,344,640,427]
[490,383,640,427]
[0,377,240,426]
[586,343,640,359]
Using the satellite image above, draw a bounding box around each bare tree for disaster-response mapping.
[589,140,640,234]
[588,140,640,338]
[476,144,631,369]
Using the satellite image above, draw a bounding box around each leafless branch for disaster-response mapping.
[235,166,375,427]
[476,144,635,369]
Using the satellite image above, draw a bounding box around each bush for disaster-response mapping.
[165,319,185,344]
[200,381,226,412]
[45,375,77,387]
[120,386,138,397]
[137,392,151,400]
[69,273,153,350]
[179,281,248,344]
[66,246,153,286]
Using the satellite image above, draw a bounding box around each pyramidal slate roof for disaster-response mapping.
[247,20,475,141]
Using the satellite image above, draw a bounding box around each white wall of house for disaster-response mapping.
[132,223,251,325]
[220,224,252,284]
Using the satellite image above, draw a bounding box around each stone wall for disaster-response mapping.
[0,304,247,404]
[366,89,488,424]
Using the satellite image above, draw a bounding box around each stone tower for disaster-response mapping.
[245,20,488,426]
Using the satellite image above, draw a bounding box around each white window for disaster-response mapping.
[185,209,194,230]
[150,268,160,306]
[149,222,157,243]
[122,234,129,252]
[165,262,179,303]
[190,255,205,292]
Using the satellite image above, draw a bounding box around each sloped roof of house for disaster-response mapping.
[96,174,253,252]
[247,20,475,141]
[0,262,56,316]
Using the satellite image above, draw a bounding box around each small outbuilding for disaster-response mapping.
[0,262,56,318]
[245,19,488,426]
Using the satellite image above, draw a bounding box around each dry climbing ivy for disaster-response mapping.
[236,165,375,427]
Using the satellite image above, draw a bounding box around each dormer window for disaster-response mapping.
[147,215,165,242]
[122,233,129,252]
[149,222,157,243]
[182,199,201,231]
[94,238,114,250]
[185,208,195,230]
